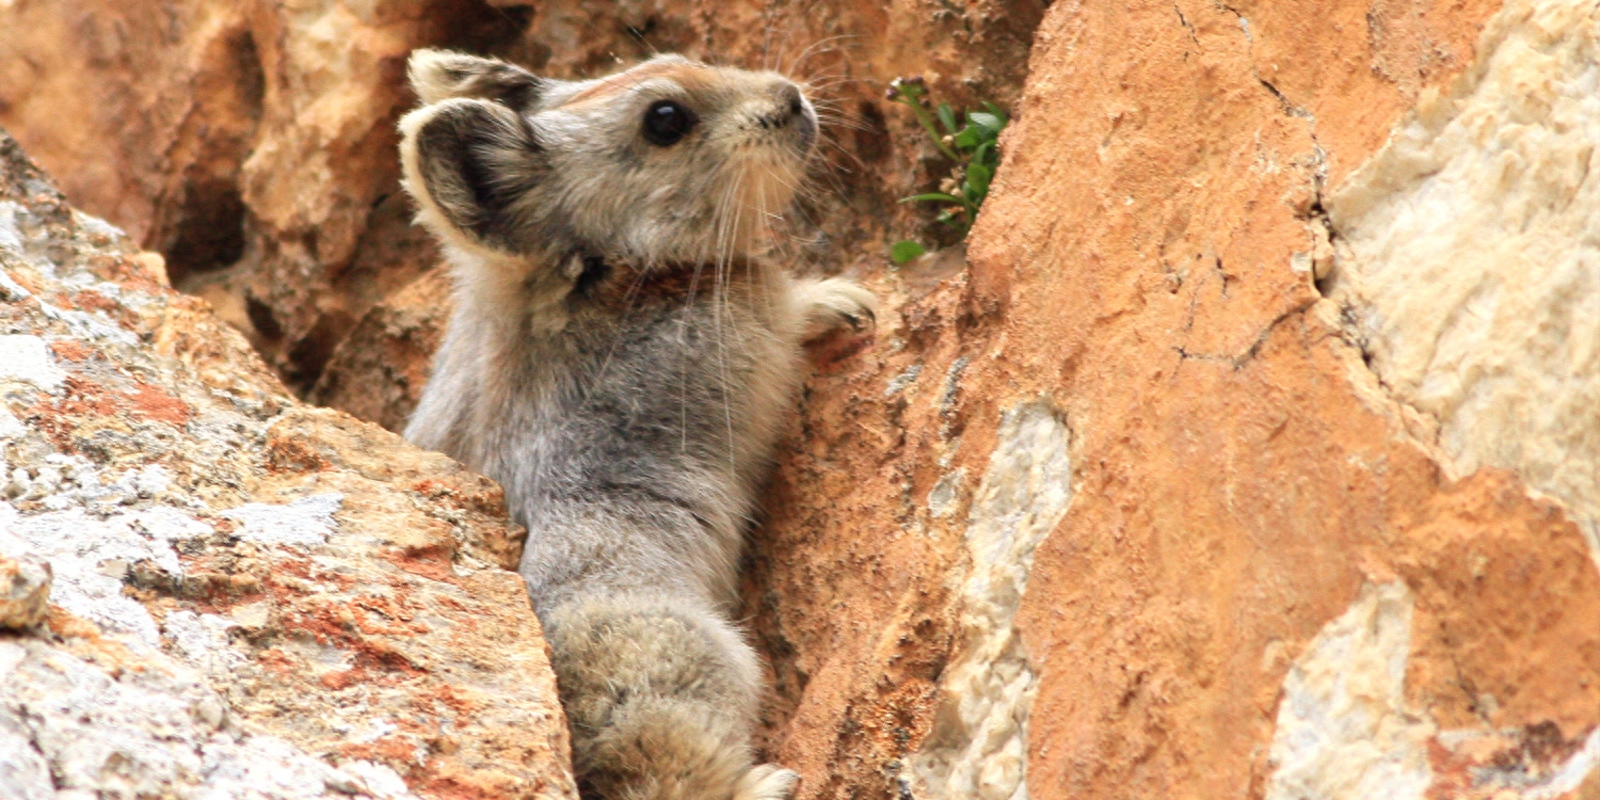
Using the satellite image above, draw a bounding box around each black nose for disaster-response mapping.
[778,84,804,118]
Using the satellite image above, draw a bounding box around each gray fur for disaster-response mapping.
[397,50,875,800]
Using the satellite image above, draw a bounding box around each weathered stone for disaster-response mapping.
[1326,0,1600,553]
[723,0,1596,797]
[0,0,524,391]
[308,270,448,433]
[971,0,1600,797]
[0,553,50,630]
[0,131,574,798]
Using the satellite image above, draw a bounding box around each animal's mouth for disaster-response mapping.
[737,153,806,216]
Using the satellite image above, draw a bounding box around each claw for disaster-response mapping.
[844,306,875,332]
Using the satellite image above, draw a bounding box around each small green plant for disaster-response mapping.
[885,76,1008,264]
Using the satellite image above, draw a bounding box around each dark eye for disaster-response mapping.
[643,100,697,147]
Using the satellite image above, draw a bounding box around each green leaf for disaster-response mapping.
[890,240,927,264]
[981,101,1009,126]
[966,163,993,196]
[971,142,994,167]
[937,103,958,134]
[900,192,965,205]
[968,111,1004,135]
[952,127,982,150]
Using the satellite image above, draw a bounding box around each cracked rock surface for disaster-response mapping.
[0,131,574,799]
[975,0,1600,797]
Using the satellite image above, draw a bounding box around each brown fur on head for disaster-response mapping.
[399,49,818,268]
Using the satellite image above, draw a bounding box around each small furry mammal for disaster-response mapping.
[397,49,875,800]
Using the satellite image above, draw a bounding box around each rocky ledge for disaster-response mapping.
[0,130,574,800]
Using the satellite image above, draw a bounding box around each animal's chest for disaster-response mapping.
[497,300,796,477]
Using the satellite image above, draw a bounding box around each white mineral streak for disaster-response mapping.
[1264,582,1432,800]
[927,467,967,519]
[911,402,1072,800]
[0,334,64,391]
[0,200,23,254]
[1524,726,1600,800]
[1327,0,1600,565]
[222,493,344,546]
[1266,582,1600,799]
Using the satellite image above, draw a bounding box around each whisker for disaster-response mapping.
[801,76,880,93]
[593,255,659,382]
[783,33,862,75]
[813,114,874,134]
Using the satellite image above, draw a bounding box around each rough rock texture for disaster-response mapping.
[971,0,1600,796]
[749,0,1600,796]
[4,1,1600,799]
[0,553,50,630]
[0,133,574,798]
[1326,0,1600,554]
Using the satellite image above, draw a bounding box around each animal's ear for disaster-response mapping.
[398,98,548,253]
[408,49,546,109]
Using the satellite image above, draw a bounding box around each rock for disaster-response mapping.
[742,0,1600,797]
[969,0,1600,797]
[308,270,448,433]
[0,131,574,798]
[0,553,50,630]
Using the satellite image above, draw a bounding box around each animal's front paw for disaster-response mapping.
[735,764,800,800]
[794,276,878,343]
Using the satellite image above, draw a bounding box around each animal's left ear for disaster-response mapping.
[398,98,549,254]
[408,49,546,109]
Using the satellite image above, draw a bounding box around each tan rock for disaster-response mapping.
[703,0,1596,797]
[0,131,573,798]
[967,0,1600,797]
[0,554,50,630]
[0,0,516,392]
[309,270,448,433]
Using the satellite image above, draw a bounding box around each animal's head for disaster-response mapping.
[398,50,818,267]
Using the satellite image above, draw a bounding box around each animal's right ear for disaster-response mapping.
[399,98,548,254]
[408,49,546,109]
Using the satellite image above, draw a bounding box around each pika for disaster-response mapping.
[396,50,876,800]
